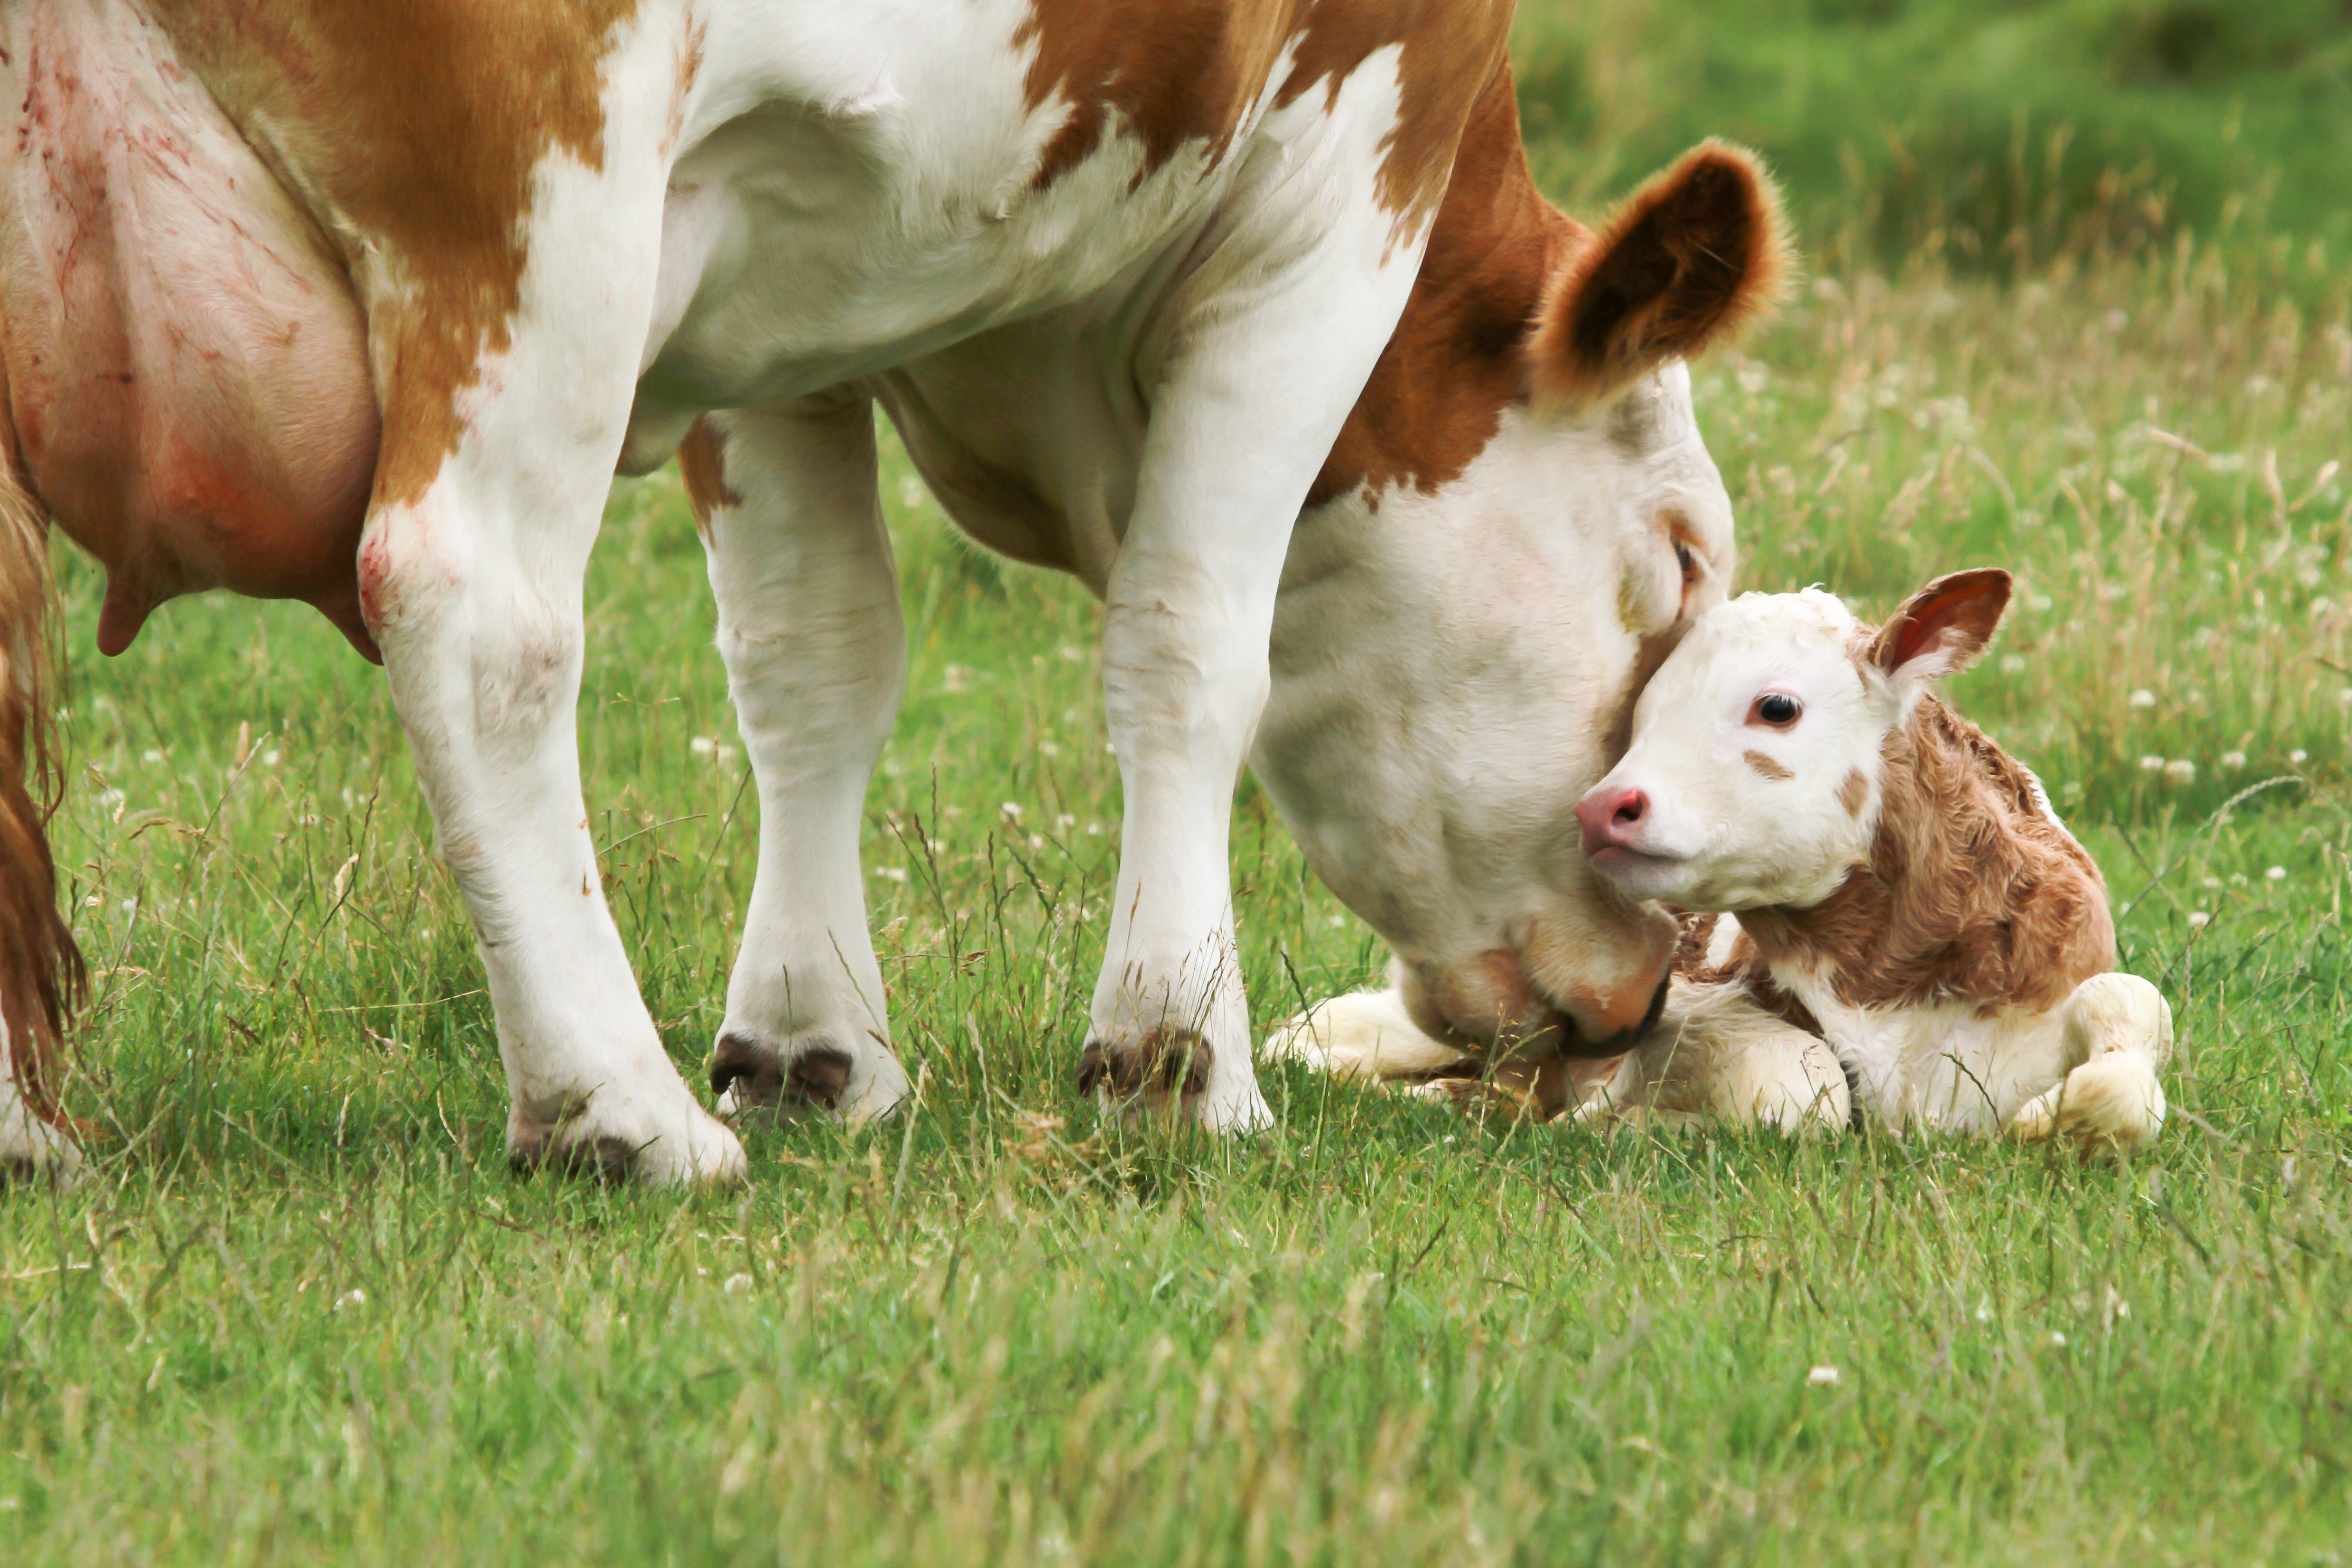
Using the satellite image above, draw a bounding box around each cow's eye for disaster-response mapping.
[1751,693,1802,726]
[1674,540,1697,585]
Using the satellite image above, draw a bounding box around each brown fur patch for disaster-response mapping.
[1736,695,2114,1017]
[1017,0,1511,232]
[1744,750,1793,781]
[1838,767,1870,817]
[1671,913,1820,1037]
[676,417,740,538]
[153,0,641,511]
[1307,58,1577,507]
[1529,140,1791,412]
[0,454,83,1127]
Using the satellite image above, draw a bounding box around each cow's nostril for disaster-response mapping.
[1612,790,1646,826]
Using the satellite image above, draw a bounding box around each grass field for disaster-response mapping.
[8,8,2352,1565]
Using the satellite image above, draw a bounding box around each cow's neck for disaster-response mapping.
[1303,58,1582,515]
[1738,695,2110,1017]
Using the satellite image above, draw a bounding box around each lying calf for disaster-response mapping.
[1271,569,2173,1149]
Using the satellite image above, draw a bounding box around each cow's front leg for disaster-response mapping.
[1078,267,1413,1130]
[688,399,911,1123]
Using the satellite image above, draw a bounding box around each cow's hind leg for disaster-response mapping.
[688,399,911,1124]
[2009,972,2171,1152]
[0,450,84,1186]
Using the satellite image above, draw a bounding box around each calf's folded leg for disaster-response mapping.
[2009,972,2171,1151]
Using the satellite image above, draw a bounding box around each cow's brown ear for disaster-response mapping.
[1870,569,2014,685]
[1530,140,1790,411]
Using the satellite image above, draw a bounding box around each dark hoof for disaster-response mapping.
[710,1032,852,1119]
[508,1132,641,1185]
[1077,1027,1212,1102]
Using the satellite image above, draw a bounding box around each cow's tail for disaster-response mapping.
[0,448,83,1127]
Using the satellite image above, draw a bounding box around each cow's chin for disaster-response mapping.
[1587,845,1696,903]
[1400,919,1676,1066]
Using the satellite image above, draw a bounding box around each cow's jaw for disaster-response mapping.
[1255,369,1730,1056]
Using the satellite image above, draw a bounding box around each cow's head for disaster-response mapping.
[1577,570,2014,912]
[1255,139,1787,1064]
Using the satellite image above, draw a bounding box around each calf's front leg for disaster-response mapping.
[2008,972,2172,1151]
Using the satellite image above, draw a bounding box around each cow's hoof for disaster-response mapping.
[711,1031,909,1125]
[506,1089,747,1187]
[1078,1025,1213,1105]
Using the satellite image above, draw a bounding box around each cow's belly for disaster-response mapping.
[0,0,380,656]
[625,9,1274,470]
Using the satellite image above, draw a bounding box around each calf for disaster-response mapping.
[1275,570,2173,1150]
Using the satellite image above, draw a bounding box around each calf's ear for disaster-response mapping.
[1871,568,2014,686]
[1531,140,1791,411]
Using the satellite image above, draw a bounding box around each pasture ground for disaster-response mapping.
[7,12,2352,1563]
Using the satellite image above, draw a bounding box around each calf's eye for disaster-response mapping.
[1751,693,1802,726]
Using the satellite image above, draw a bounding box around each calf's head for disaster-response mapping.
[1576,569,2014,913]
[1254,134,1787,1061]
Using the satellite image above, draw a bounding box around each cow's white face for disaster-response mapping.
[1256,365,1738,1059]
[1254,139,1794,1062]
[1577,571,2015,913]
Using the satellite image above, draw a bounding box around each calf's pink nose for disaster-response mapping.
[1576,784,1649,856]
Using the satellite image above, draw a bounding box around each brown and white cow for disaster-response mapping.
[0,0,1784,1182]
[1275,571,2173,1150]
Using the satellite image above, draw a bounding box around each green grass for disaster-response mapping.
[9,11,2352,1563]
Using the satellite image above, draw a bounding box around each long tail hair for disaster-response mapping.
[0,449,83,1122]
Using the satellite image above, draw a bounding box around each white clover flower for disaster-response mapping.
[334,1288,367,1313]
[2188,911,2211,929]
[95,788,125,813]
[142,748,163,763]
[1000,801,1023,822]
[722,1273,753,1297]
[2050,1332,2068,1347]
[1974,1299,1994,1323]
[1055,813,1077,830]
[2000,655,2027,675]
[1058,644,1086,663]
[262,750,282,767]
[1038,741,1061,757]
[2267,866,2287,883]
[2164,760,2196,784]
[2128,689,2157,709]
[2221,751,2247,770]
[2139,755,2166,772]
[942,664,970,694]
[1807,1364,1841,1387]
[689,735,716,756]
[2291,750,2309,765]
[877,866,908,884]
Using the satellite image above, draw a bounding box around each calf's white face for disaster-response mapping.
[1577,570,2014,912]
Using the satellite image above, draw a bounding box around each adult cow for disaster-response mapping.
[0,0,1783,1183]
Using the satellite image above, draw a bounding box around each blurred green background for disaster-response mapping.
[1511,0,2352,289]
